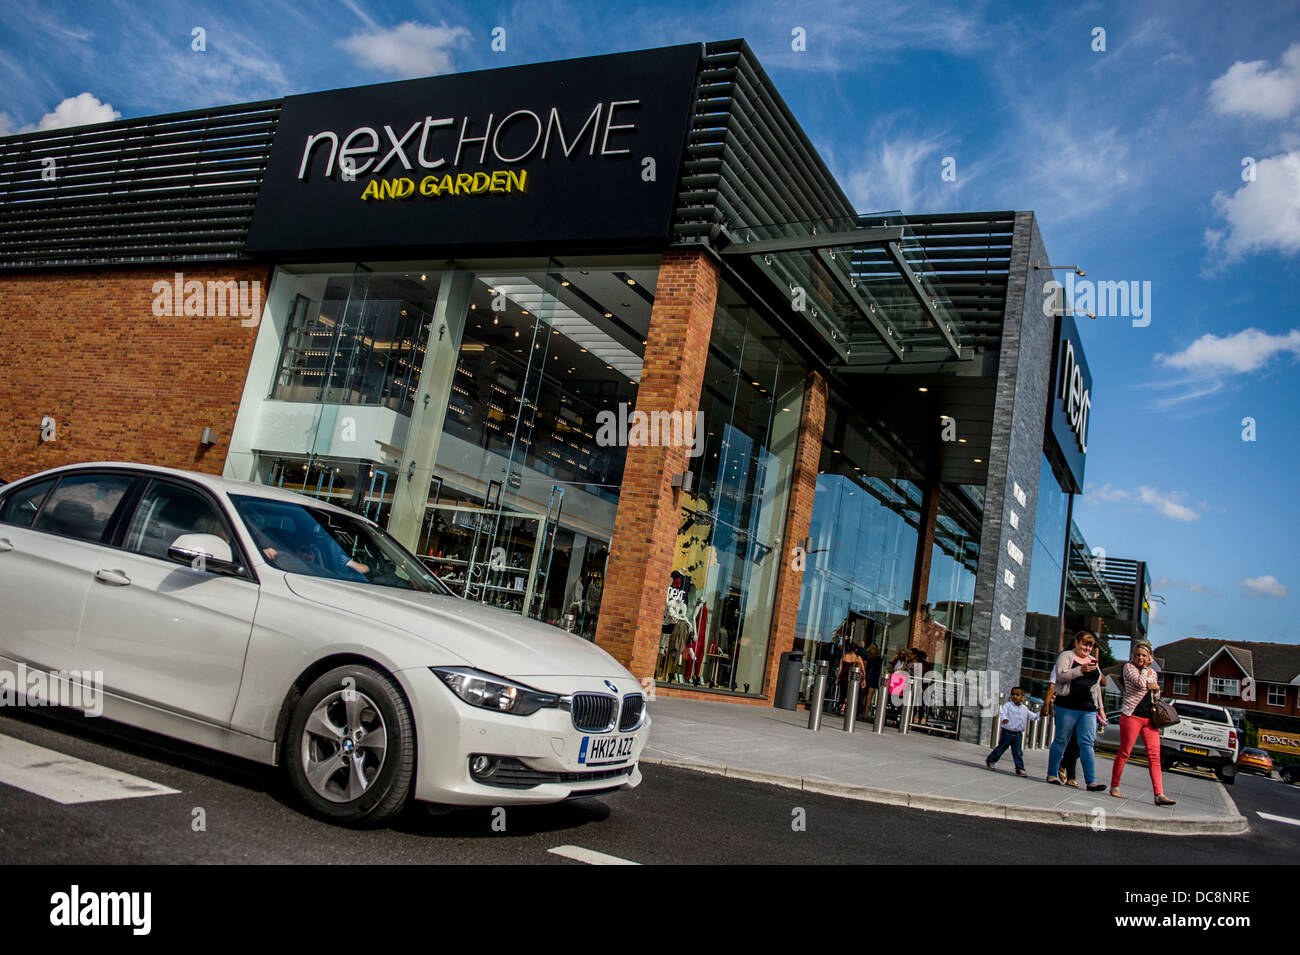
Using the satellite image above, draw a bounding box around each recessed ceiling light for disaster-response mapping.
[561,280,570,287]
[420,274,426,281]
[918,386,928,393]
[627,278,636,285]
[974,458,983,463]
[604,312,612,318]
[958,437,966,443]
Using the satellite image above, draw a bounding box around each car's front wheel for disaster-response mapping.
[284,665,416,826]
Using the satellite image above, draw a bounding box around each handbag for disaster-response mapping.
[1148,691,1180,729]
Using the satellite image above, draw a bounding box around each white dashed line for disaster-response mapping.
[0,732,180,804]
[1256,811,1300,828]
[548,844,641,865]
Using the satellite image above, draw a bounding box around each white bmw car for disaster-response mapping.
[0,462,648,825]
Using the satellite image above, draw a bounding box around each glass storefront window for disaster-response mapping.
[792,392,922,703]
[1022,453,1071,697]
[659,284,806,697]
[225,257,657,639]
[924,488,981,676]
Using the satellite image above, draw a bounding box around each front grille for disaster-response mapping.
[471,756,635,790]
[619,694,645,731]
[570,692,618,732]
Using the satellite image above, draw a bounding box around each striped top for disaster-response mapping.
[1121,663,1159,716]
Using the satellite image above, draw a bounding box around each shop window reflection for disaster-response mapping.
[660,292,805,696]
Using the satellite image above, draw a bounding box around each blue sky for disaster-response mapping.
[2,0,1298,647]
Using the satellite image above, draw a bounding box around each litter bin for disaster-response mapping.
[774,651,804,710]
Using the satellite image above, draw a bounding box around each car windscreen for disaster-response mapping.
[231,495,453,595]
[1171,702,1231,724]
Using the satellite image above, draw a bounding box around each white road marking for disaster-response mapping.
[1256,811,1300,828]
[0,732,180,804]
[548,844,641,865]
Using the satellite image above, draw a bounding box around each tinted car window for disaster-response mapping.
[125,481,235,562]
[32,473,135,543]
[232,494,452,594]
[0,478,56,528]
[1171,702,1230,724]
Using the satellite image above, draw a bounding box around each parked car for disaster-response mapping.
[1279,764,1300,785]
[1236,747,1274,776]
[0,463,649,826]
[1095,700,1239,784]
[1161,701,1240,784]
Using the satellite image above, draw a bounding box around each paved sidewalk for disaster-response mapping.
[642,698,1247,836]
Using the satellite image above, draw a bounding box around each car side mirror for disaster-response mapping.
[168,533,243,576]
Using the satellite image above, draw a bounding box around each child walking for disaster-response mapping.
[985,687,1039,776]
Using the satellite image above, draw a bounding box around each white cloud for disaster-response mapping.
[1241,575,1288,599]
[1156,327,1300,374]
[843,134,949,212]
[1154,576,1219,597]
[0,112,14,137]
[340,21,470,79]
[1082,483,1201,521]
[1083,482,1131,503]
[1136,486,1200,522]
[32,93,120,131]
[1205,151,1300,261]
[1209,44,1300,120]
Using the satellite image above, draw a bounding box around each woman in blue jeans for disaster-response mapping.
[1046,630,1108,792]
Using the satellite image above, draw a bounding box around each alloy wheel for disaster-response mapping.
[299,689,389,803]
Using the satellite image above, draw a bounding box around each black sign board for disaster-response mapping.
[1046,313,1093,493]
[246,44,702,257]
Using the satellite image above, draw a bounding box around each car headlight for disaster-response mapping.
[432,667,560,716]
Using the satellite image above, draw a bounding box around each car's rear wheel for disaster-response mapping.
[1214,766,1236,786]
[284,665,415,826]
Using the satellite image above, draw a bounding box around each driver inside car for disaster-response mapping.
[258,522,370,580]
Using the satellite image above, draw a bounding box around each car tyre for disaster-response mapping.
[1159,751,1174,772]
[284,665,415,827]
[1214,766,1236,786]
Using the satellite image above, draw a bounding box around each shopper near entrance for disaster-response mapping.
[861,643,883,718]
[986,686,1039,775]
[1046,631,1107,791]
[837,640,866,716]
[1044,660,1109,787]
[1109,642,1176,806]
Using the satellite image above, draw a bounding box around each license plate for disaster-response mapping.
[1182,746,1208,756]
[578,734,635,766]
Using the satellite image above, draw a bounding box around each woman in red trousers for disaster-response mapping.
[1110,641,1176,805]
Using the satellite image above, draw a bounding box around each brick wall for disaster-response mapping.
[759,371,827,698]
[0,265,267,480]
[594,251,719,681]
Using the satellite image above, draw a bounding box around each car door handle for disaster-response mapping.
[94,568,132,586]
[0,538,12,553]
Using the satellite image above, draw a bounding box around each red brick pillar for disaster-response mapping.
[908,481,941,649]
[594,251,720,681]
[760,371,828,697]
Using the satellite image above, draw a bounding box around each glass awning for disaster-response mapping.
[719,213,969,365]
